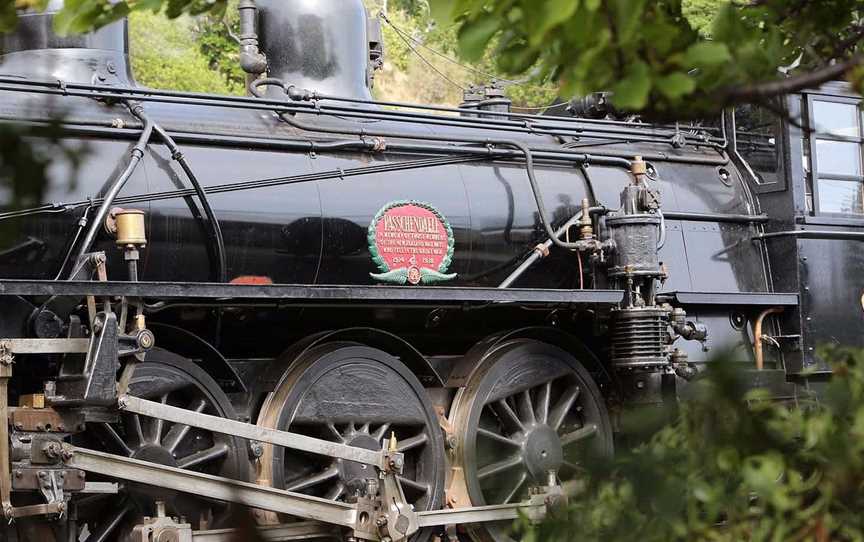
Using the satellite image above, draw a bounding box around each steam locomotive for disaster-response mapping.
[0,1,860,541]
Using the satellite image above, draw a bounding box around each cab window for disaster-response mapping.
[808,97,864,215]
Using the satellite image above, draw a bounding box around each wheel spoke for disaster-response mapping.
[286,466,339,492]
[560,423,598,446]
[548,385,581,430]
[396,433,428,453]
[478,455,523,480]
[176,443,229,469]
[502,472,528,504]
[518,390,535,426]
[325,423,344,442]
[397,476,429,497]
[150,395,168,444]
[97,423,133,457]
[476,427,521,448]
[129,414,145,445]
[491,399,525,433]
[162,398,207,453]
[373,423,391,441]
[536,381,552,425]
[325,483,345,501]
[359,422,371,434]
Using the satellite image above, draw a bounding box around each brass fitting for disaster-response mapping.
[579,198,594,240]
[113,209,147,248]
[631,156,647,178]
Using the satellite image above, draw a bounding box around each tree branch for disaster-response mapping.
[720,55,862,103]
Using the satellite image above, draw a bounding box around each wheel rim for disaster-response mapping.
[449,340,613,541]
[77,351,251,540]
[257,343,445,537]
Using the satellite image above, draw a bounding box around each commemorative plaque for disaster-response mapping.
[368,200,457,285]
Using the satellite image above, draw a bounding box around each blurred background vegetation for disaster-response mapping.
[519,346,864,542]
[128,0,727,108]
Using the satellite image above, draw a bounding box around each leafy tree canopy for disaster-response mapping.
[429,0,864,117]
[2,0,860,117]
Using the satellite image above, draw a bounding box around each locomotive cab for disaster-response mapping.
[732,82,864,375]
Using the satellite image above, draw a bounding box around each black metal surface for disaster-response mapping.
[256,0,373,101]
[0,280,624,305]
[47,312,119,407]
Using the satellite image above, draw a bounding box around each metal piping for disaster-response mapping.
[0,76,726,151]
[73,102,153,271]
[0,85,728,165]
[237,0,267,86]
[753,307,783,370]
[498,206,606,288]
[151,123,227,283]
[662,211,769,223]
[753,230,864,241]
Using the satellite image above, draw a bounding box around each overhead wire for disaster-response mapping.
[384,16,469,91]
[380,12,559,93]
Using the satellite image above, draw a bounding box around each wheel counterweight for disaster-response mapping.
[448,340,613,542]
[256,342,446,540]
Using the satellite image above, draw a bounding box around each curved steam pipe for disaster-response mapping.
[150,123,227,283]
[73,102,153,273]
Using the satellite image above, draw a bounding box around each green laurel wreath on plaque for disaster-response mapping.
[368,200,457,285]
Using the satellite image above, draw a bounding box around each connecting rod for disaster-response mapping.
[118,395,394,471]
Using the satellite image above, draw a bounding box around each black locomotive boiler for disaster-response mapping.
[0,1,861,541]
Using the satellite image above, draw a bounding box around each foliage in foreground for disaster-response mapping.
[524,346,864,542]
[432,0,864,117]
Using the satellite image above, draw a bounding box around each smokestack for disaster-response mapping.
[255,0,373,100]
[0,0,134,86]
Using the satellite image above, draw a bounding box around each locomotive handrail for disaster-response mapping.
[0,75,726,151]
[752,230,864,241]
[0,74,722,140]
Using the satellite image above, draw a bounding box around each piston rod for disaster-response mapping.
[63,445,357,527]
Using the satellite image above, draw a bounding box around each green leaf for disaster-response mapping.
[655,71,695,100]
[537,0,579,35]
[684,41,732,67]
[611,61,651,110]
[429,0,457,25]
[457,15,500,62]
[584,0,601,11]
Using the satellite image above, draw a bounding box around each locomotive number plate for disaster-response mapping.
[368,200,457,285]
